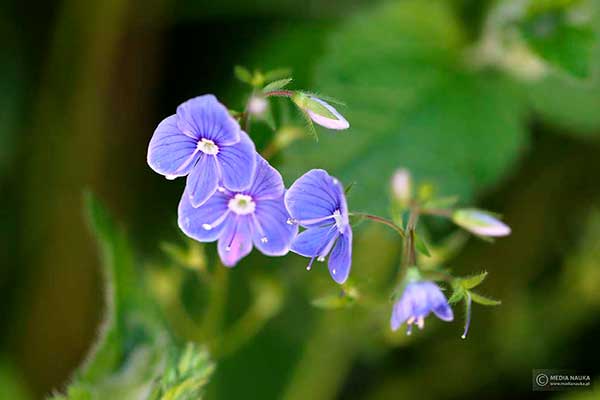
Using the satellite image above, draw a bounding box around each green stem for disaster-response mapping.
[264,89,294,98]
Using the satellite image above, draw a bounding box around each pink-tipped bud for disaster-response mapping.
[247,95,268,116]
[292,93,349,130]
[391,168,412,205]
[452,209,511,237]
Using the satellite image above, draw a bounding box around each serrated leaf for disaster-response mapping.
[280,0,528,215]
[234,65,253,84]
[52,193,214,399]
[263,78,293,92]
[414,233,431,257]
[469,291,502,306]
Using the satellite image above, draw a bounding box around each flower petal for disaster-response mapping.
[391,296,412,331]
[176,95,240,145]
[218,216,253,267]
[285,169,346,228]
[147,115,199,178]
[252,197,297,256]
[178,190,230,242]
[247,155,284,200]
[186,154,220,207]
[217,131,256,192]
[290,225,338,257]
[424,282,454,322]
[328,227,352,284]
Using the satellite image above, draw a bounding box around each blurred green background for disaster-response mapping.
[2,0,600,399]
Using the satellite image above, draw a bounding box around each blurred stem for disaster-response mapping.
[403,209,419,267]
[420,208,452,218]
[200,263,229,345]
[351,212,405,238]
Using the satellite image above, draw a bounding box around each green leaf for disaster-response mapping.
[150,344,215,400]
[520,9,596,78]
[459,271,488,289]
[280,0,528,215]
[414,233,431,257]
[264,67,292,82]
[448,285,466,304]
[234,65,253,84]
[263,78,293,92]
[469,291,502,306]
[51,193,214,399]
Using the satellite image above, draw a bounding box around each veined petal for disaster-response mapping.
[218,216,253,267]
[409,283,431,318]
[328,227,352,284]
[147,115,199,177]
[178,190,230,242]
[290,225,338,258]
[176,95,240,145]
[285,169,346,228]
[217,131,256,192]
[252,197,297,256]
[186,154,220,207]
[391,296,412,331]
[247,155,284,201]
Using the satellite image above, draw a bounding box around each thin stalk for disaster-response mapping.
[350,212,405,238]
[403,208,419,267]
[264,89,294,98]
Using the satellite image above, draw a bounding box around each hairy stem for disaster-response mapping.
[264,89,294,98]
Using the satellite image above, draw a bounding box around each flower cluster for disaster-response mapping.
[147,82,511,338]
[147,93,352,276]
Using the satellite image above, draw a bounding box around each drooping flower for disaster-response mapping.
[391,281,453,335]
[178,154,297,267]
[291,93,349,130]
[147,95,256,207]
[452,208,511,237]
[284,169,352,284]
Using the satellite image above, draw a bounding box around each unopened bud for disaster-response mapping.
[452,209,511,237]
[292,92,349,130]
[391,168,412,204]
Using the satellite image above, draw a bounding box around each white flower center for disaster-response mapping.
[197,138,219,155]
[228,194,256,215]
[333,209,344,231]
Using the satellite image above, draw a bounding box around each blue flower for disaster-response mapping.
[391,281,454,334]
[147,95,256,207]
[178,154,297,267]
[284,169,352,284]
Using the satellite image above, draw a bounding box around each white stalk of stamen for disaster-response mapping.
[417,316,425,330]
[292,214,337,226]
[202,209,230,231]
[225,222,238,252]
[252,215,268,244]
[306,225,338,270]
[175,147,201,174]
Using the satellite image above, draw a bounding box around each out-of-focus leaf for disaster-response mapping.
[51,193,214,399]
[263,78,292,92]
[414,233,431,257]
[520,9,596,78]
[149,344,214,400]
[469,291,502,306]
[234,65,253,84]
[281,0,528,215]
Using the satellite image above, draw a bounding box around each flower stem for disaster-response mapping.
[420,208,453,218]
[351,212,405,238]
[403,208,419,267]
[264,89,294,98]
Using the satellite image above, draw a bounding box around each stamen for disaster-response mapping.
[252,214,269,244]
[202,209,230,231]
[306,257,316,271]
[225,222,238,252]
[406,323,413,336]
[294,214,337,226]
[286,218,296,225]
[197,138,219,155]
[417,316,425,330]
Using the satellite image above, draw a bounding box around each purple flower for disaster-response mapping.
[284,169,352,284]
[178,154,297,267]
[147,95,256,207]
[391,281,454,334]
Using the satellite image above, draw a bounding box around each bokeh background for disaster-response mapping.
[2,0,600,398]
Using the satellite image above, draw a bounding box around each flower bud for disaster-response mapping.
[247,95,268,116]
[291,92,349,130]
[391,168,412,205]
[452,208,511,237]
